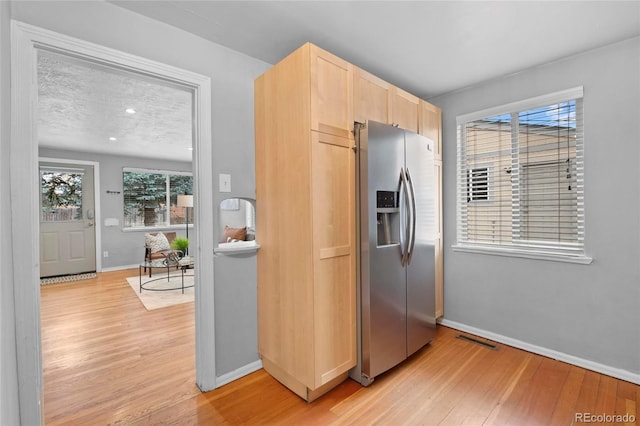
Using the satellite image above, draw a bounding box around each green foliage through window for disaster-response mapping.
[123,169,192,228]
[41,171,83,221]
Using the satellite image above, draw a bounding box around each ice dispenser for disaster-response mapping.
[376,190,400,246]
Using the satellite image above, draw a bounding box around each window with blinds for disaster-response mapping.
[455,87,589,262]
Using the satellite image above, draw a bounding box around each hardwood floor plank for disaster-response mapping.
[433,343,532,425]
[481,351,544,425]
[548,365,586,425]
[572,369,603,424]
[515,357,572,424]
[595,375,621,426]
[41,270,640,425]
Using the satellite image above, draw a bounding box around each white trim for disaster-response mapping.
[10,21,42,426]
[122,167,192,176]
[122,224,193,233]
[11,21,216,423]
[100,264,140,272]
[456,86,584,125]
[452,244,593,264]
[215,360,263,388]
[39,157,102,272]
[439,319,640,385]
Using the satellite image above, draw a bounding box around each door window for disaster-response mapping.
[40,168,84,222]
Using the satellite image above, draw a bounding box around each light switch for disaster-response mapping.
[219,173,231,193]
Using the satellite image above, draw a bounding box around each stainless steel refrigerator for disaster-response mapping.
[351,120,437,386]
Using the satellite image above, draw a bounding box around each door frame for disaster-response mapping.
[11,21,216,425]
[39,158,102,273]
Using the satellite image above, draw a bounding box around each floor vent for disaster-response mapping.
[456,334,499,351]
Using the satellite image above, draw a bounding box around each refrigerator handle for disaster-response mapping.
[406,168,417,265]
[399,168,410,266]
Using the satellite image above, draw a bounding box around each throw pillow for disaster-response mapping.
[145,232,171,253]
[221,226,247,243]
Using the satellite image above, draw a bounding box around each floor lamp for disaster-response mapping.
[177,194,193,255]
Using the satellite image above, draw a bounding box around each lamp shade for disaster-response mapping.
[177,194,193,208]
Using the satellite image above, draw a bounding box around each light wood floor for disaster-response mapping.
[41,269,639,425]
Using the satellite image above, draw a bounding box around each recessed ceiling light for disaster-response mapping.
[188,147,193,151]
[125,108,136,114]
[109,137,117,141]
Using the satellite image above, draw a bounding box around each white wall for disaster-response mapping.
[1,1,21,425]
[7,0,271,419]
[431,37,640,378]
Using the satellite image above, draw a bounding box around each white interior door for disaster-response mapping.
[39,162,96,277]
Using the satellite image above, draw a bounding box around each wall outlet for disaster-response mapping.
[103,251,109,258]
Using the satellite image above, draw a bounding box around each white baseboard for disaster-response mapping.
[100,264,140,272]
[439,319,640,385]
[215,360,263,388]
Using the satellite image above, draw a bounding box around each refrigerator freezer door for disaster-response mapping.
[361,121,408,379]
[405,131,437,356]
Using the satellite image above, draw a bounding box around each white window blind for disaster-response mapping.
[455,88,588,261]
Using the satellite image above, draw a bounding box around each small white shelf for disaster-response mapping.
[214,241,260,255]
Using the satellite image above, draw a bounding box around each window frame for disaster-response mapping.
[122,167,193,231]
[453,87,592,264]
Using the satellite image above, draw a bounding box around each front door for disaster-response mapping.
[40,162,96,278]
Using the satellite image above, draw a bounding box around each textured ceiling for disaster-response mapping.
[38,49,193,162]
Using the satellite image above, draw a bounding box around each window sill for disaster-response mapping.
[122,224,193,233]
[451,244,593,264]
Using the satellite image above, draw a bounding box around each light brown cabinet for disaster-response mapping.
[419,100,443,161]
[256,42,443,400]
[419,100,444,318]
[353,67,420,133]
[255,43,356,402]
[391,86,420,133]
[353,67,392,125]
[311,47,354,138]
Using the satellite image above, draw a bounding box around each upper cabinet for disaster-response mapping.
[419,100,443,161]
[391,86,420,133]
[353,67,392,125]
[310,44,353,139]
[353,66,420,133]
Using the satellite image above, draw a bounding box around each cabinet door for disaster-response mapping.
[310,44,353,139]
[390,86,419,133]
[311,131,356,387]
[419,100,442,161]
[353,67,391,125]
[434,160,443,318]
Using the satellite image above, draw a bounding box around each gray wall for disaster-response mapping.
[10,0,271,398]
[1,1,21,424]
[430,37,640,375]
[39,148,192,269]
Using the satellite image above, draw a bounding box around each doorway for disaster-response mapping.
[11,21,216,424]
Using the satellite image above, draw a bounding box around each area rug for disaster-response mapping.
[40,272,97,286]
[126,273,194,311]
